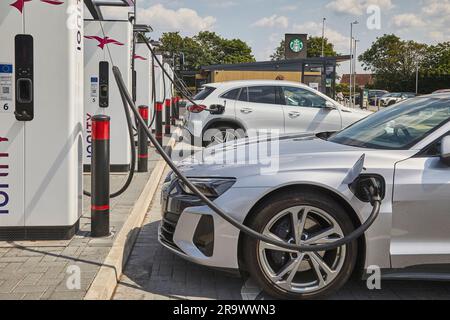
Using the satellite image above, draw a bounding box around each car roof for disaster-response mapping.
[204,80,313,90]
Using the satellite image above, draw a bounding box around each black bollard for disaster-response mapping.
[171,97,176,126]
[155,101,163,147]
[91,115,110,238]
[165,98,171,136]
[138,105,149,172]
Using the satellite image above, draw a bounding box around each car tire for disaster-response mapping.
[242,190,358,300]
[202,124,245,147]
[388,101,396,106]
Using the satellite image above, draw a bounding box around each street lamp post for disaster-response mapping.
[354,39,360,107]
[321,18,326,57]
[349,21,358,108]
[416,61,420,94]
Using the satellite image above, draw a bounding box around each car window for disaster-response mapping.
[220,88,241,100]
[282,86,327,108]
[193,86,216,101]
[238,87,248,102]
[329,97,450,150]
[247,86,277,104]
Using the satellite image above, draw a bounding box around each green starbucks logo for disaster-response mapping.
[289,38,304,53]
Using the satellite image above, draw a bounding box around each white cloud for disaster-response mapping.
[326,0,393,16]
[133,4,216,35]
[252,15,289,28]
[391,14,425,29]
[280,5,298,11]
[292,21,350,54]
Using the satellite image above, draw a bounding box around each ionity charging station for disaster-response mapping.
[134,42,153,115]
[83,19,133,172]
[0,0,84,240]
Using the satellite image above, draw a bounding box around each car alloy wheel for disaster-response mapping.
[257,205,346,295]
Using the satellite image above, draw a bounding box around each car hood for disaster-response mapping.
[177,134,416,180]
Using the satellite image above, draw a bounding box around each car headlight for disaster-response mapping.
[179,178,236,198]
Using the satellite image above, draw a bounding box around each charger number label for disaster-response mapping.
[0,64,13,113]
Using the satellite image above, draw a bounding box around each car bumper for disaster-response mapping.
[159,179,267,270]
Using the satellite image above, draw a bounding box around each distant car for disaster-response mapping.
[353,90,389,108]
[380,92,416,107]
[184,80,371,146]
[368,90,389,106]
[434,89,450,94]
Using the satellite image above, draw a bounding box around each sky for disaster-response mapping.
[96,0,450,76]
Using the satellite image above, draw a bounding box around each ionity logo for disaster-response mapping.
[0,137,10,215]
[10,0,64,14]
[84,36,124,50]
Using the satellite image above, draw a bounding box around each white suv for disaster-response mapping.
[184,80,371,146]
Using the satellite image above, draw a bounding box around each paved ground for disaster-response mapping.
[0,152,160,300]
[114,168,450,301]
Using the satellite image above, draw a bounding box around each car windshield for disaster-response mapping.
[328,97,450,150]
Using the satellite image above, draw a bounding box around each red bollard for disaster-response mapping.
[91,115,110,238]
[165,98,171,136]
[155,101,163,147]
[138,105,149,172]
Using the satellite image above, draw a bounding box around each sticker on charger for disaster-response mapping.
[91,76,98,100]
[0,64,13,110]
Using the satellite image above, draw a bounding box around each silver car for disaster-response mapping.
[160,93,450,299]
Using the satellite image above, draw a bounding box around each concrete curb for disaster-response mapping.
[84,128,181,300]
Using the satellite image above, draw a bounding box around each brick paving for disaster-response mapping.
[0,152,160,300]
[114,169,450,301]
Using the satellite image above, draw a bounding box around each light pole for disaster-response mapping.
[321,18,326,57]
[354,39,360,107]
[349,20,358,108]
[415,61,419,94]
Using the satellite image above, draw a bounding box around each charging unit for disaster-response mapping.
[163,62,174,126]
[150,54,164,131]
[84,19,132,172]
[134,42,153,118]
[0,0,84,240]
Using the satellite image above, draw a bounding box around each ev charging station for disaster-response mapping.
[83,19,133,172]
[134,42,153,116]
[0,0,84,240]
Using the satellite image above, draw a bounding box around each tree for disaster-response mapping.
[270,37,338,61]
[158,31,255,70]
[359,34,428,92]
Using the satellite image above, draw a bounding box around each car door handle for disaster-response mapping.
[240,107,253,114]
[288,111,301,118]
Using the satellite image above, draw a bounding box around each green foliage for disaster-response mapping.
[359,34,450,93]
[159,31,255,70]
[270,36,338,61]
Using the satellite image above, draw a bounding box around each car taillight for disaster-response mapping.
[187,105,206,113]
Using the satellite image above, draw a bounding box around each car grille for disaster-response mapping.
[160,179,204,253]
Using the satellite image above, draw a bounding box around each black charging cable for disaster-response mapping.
[112,65,383,253]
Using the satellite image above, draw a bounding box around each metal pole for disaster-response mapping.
[137,105,149,172]
[91,115,110,238]
[354,39,359,107]
[349,23,353,108]
[416,62,419,94]
[321,18,326,57]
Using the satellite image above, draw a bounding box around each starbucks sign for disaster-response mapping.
[289,38,304,53]
[285,34,308,59]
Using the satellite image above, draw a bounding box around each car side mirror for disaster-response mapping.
[323,101,336,110]
[440,136,450,166]
[209,104,225,115]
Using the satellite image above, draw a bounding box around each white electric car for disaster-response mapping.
[160,93,450,299]
[184,80,370,146]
